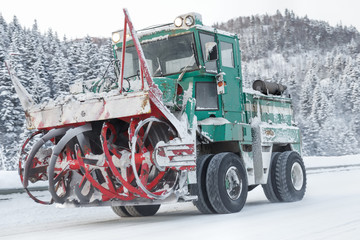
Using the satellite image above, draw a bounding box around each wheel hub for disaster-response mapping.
[291,162,304,191]
[225,166,242,200]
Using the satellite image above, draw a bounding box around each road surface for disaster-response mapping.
[0,164,359,240]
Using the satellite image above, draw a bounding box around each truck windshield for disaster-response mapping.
[117,33,198,78]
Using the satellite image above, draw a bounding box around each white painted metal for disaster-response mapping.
[26,91,151,129]
[291,162,304,191]
[225,166,242,200]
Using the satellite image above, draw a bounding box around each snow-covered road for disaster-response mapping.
[1,157,360,240]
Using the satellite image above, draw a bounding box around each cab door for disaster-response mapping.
[194,31,222,121]
[217,34,243,122]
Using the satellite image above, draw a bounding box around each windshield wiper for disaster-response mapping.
[177,42,198,81]
[177,54,195,82]
[153,57,163,77]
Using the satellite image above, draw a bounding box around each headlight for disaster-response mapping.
[112,32,121,43]
[185,15,194,26]
[174,13,201,28]
[174,17,183,27]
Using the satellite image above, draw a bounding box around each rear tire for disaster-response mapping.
[262,152,281,202]
[125,205,161,217]
[206,152,248,214]
[190,154,216,214]
[275,151,306,202]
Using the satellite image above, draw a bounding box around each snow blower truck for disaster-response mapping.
[7,9,306,216]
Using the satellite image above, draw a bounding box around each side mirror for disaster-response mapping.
[205,42,218,62]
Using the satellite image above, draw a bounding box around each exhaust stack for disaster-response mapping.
[252,79,287,96]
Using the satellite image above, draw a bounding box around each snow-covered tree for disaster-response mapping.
[52,45,71,97]
[300,66,318,118]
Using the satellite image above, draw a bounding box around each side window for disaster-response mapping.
[195,82,218,110]
[199,33,217,73]
[220,41,234,68]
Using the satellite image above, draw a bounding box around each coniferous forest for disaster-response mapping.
[1,10,360,170]
[0,15,113,170]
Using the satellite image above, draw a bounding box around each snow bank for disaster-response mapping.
[304,154,360,168]
[0,171,47,190]
[0,171,22,189]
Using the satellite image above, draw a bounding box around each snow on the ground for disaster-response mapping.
[0,171,22,189]
[0,154,359,239]
[0,166,359,239]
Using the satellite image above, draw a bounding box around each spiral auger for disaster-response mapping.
[75,117,181,202]
[129,117,179,200]
[20,115,189,206]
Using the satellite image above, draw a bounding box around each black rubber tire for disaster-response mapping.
[190,154,216,214]
[275,151,306,202]
[111,206,132,217]
[206,152,248,214]
[125,205,161,217]
[262,152,282,202]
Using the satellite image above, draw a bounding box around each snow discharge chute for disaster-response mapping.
[4,59,35,111]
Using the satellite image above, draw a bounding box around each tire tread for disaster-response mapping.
[262,152,281,202]
[275,151,306,202]
[111,206,131,217]
[191,154,216,214]
[206,153,231,214]
[125,205,160,217]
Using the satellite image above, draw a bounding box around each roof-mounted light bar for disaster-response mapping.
[174,12,202,28]
[112,12,203,44]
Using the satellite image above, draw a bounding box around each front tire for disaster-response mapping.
[206,152,248,214]
[275,151,306,202]
[111,206,131,217]
[125,205,161,217]
[190,154,216,214]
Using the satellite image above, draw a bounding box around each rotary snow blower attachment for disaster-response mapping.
[9,9,197,209]
[9,8,306,216]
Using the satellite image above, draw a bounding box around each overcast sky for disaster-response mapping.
[1,0,360,39]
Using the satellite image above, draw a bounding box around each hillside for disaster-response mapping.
[215,9,360,156]
[214,9,359,61]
